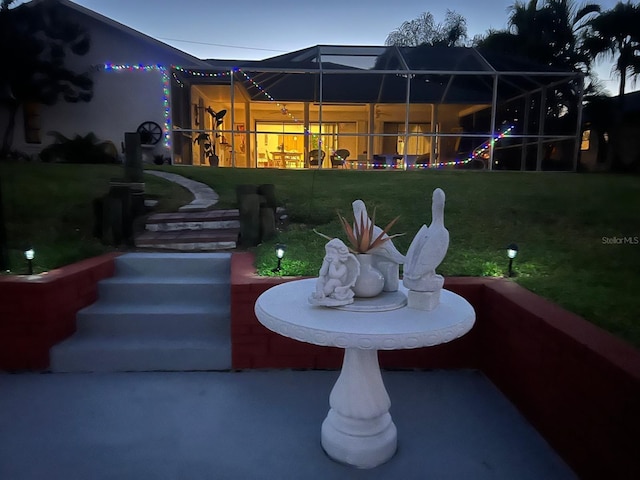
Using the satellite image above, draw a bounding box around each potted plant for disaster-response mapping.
[316,204,402,297]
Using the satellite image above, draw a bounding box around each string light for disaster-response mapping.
[238,70,307,126]
[410,125,515,169]
[172,71,184,87]
[174,66,230,78]
[100,64,515,169]
[101,64,172,148]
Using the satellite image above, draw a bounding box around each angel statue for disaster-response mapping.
[309,238,360,307]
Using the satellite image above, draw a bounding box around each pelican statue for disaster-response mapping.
[352,200,405,291]
[403,188,449,292]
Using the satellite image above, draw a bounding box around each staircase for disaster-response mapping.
[135,209,240,251]
[50,253,232,372]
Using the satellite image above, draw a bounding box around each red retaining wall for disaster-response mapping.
[0,253,119,370]
[231,252,640,480]
[479,280,640,480]
[1,250,638,478]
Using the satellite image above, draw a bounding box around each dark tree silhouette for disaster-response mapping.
[385,10,468,47]
[476,1,600,131]
[581,1,640,170]
[0,0,93,157]
[582,1,640,100]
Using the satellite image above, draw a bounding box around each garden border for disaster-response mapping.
[1,251,637,479]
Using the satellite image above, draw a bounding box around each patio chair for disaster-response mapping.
[331,149,350,168]
[308,149,325,167]
[415,154,431,168]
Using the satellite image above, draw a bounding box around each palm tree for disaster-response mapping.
[581,2,640,171]
[582,1,640,99]
[478,0,599,72]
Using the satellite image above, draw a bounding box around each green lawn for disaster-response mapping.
[0,162,192,272]
[2,162,639,348]
[153,165,640,348]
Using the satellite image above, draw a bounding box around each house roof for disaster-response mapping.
[26,0,211,68]
[200,45,579,105]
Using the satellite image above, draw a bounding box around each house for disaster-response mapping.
[4,0,210,162]
[580,91,640,172]
[5,0,582,171]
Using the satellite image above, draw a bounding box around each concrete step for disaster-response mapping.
[96,277,229,305]
[145,209,239,230]
[137,210,240,251]
[146,219,240,232]
[75,303,229,337]
[134,229,238,251]
[114,252,231,277]
[50,334,230,372]
[49,252,232,372]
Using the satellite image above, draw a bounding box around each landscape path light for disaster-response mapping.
[273,243,287,273]
[506,243,518,277]
[24,248,34,275]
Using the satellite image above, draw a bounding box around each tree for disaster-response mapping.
[385,10,468,47]
[0,0,93,157]
[477,1,600,119]
[581,2,640,171]
[582,1,640,99]
[477,0,599,72]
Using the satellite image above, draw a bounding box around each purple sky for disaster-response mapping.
[26,0,634,94]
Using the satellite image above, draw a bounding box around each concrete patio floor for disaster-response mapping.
[0,369,576,480]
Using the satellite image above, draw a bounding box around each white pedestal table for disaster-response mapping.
[254,278,475,469]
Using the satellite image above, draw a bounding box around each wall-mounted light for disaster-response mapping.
[24,248,34,275]
[273,244,287,273]
[506,243,518,277]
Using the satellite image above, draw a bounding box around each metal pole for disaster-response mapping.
[536,88,547,171]
[230,69,236,168]
[488,74,499,171]
[521,94,531,171]
[431,104,438,168]
[572,76,585,172]
[318,63,323,169]
[403,72,411,170]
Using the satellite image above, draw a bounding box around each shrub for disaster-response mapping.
[40,132,118,164]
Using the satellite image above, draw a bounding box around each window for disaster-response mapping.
[581,129,590,151]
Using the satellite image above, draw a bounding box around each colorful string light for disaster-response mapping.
[410,125,515,169]
[238,70,307,126]
[101,64,172,148]
[100,64,515,169]
[174,66,230,78]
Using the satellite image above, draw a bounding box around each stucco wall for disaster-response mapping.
[8,4,204,159]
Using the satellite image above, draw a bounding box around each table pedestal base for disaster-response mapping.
[321,349,397,468]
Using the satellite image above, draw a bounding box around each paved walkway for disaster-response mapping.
[0,370,575,480]
[138,171,238,250]
[145,170,219,212]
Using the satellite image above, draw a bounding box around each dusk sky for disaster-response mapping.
[27,0,632,94]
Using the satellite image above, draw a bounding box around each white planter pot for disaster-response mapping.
[353,254,385,298]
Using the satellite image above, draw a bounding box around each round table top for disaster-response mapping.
[254,278,475,351]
